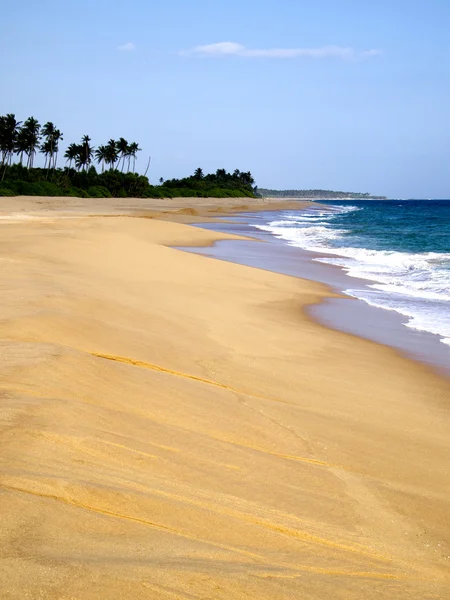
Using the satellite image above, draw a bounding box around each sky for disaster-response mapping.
[1,0,450,197]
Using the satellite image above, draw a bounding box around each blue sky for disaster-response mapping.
[1,0,450,197]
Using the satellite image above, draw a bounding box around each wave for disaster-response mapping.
[255,206,450,345]
[344,287,450,346]
[256,205,358,252]
[317,250,450,301]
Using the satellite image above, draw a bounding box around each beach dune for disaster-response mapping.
[0,199,449,599]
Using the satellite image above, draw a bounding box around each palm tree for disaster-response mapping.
[52,129,63,168]
[116,137,129,172]
[194,168,204,180]
[104,139,119,170]
[95,145,108,173]
[0,114,21,173]
[22,117,41,168]
[239,171,255,186]
[40,123,63,170]
[127,142,141,172]
[15,126,29,166]
[41,122,56,169]
[41,138,53,169]
[64,143,79,169]
[75,135,93,171]
[124,144,133,172]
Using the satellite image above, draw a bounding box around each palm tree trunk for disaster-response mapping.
[143,156,151,177]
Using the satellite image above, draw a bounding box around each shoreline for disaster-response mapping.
[1,196,450,599]
[184,209,450,378]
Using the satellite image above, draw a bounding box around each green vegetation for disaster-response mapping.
[258,188,386,199]
[0,113,257,199]
[161,168,256,198]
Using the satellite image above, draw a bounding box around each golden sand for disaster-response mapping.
[0,197,449,599]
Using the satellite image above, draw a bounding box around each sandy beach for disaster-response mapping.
[1,196,449,599]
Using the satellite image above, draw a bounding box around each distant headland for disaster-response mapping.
[258,188,387,200]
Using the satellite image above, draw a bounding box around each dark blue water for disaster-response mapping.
[255,200,450,346]
[319,200,450,254]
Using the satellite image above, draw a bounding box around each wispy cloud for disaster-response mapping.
[118,42,137,52]
[180,42,381,60]
[361,49,383,58]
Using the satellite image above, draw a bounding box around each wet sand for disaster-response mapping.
[188,213,450,377]
[0,196,449,599]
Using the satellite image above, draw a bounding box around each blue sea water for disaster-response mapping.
[255,200,450,346]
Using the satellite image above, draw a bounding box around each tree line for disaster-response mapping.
[161,168,256,198]
[0,113,141,177]
[0,113,256,199]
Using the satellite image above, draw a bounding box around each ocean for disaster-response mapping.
[255,200,450,347]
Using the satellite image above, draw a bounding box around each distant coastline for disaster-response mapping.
[258,188,387,200]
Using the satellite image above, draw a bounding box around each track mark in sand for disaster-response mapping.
[140,583,197,600]
[91,352,292,405]
[254,569,411,581]
[97,439,159,460]
[123,482,390,562]
[91,352,344,471]
[1,483,178,532]
[99,431,180,454]
[0,384,340,472]
[91,352,344,470]
[198,435,334,469]
[0,483,267,563]
[2,484,416,581]
[0,484,418,581]
[248,518,388,560]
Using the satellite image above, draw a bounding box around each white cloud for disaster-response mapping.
[361,49,383,58]
[181,42,381,60]
[118,42,136,52]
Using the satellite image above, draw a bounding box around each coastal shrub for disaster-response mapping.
[143,187,172,198]
[0,186,15,196]
[10,180,61,196]
[0,163,257,200]
[160,188,174,197]
[67,187,89,198]
[39,181,63,196]
[16,181,45,195]
[67,187,83,197]
[87,185,112,198]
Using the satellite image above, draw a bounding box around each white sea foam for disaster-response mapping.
[255,206,450,345]
[344,287,450,346]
